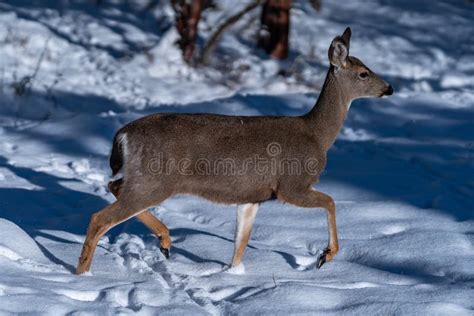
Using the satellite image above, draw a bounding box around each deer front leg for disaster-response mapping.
[278,188,338,269]
[231,203,259,267]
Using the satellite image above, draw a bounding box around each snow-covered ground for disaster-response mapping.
[0,0,473,314]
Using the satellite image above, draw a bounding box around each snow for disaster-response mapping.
[0,0,473,314]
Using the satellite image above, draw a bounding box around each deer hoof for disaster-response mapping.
[316,248,331,269]
[160,247,170,259]
[75,264,89,275]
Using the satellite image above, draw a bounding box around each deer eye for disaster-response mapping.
[359,72,369,79]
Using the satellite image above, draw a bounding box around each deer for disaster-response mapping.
[76,27,393,274]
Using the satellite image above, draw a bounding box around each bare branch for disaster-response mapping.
[12,35,51,96]
[199,0,263,65]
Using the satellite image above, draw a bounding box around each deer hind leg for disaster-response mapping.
[108,178,171,258]
[76,201,147,274]
[231,203,259,267]
[278,188,338,269]
[136,211,171,258]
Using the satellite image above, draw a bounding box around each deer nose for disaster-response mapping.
[385,85,393,96]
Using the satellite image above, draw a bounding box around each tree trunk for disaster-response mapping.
[258,0,291,59]
[171,0,204,64]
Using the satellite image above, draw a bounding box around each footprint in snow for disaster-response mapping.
[294,254,320,270]
[53,289,100,302]
[188,213,213,225]
[4,143,18,153]
[380,224,407,235]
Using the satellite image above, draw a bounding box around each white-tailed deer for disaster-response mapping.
[76,27,393,274]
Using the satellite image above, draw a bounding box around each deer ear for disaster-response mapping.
[341,27,351,47]
[328,27,351,68]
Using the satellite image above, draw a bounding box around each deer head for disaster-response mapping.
[328,27,393,100]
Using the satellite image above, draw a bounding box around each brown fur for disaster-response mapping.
[76,27,393,274]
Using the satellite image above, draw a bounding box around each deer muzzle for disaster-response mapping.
[382,85,393,96]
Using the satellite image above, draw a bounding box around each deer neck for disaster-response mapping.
[305,67,352,151]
